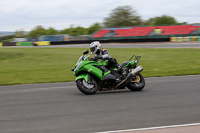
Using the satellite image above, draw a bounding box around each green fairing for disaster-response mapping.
[82,64,103,78]
[75,73,88,82]
[74,60,111,80]
[125,60,135,67]
[97,60,109,66]
[113,68,118,70]
[103,70,111,78]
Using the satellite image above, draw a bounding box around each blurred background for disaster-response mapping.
[0,0,200,44]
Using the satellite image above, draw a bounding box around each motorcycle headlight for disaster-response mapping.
[74,62,82,72]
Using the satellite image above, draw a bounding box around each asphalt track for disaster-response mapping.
[0,75,200,133]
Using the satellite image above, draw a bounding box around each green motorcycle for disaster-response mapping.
[71,50,145,95]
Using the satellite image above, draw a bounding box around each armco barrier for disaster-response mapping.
[17,42,33,46]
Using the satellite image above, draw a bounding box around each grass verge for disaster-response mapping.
[0,47,200,85]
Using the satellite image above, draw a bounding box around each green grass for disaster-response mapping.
[0,47,200,85]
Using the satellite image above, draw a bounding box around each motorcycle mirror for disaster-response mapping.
[83,50,89,55]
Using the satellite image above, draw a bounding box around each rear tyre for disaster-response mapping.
[127,73,145,91]
[76,78,98,95]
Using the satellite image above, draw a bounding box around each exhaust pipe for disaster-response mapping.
[127,65,143,78]
[113,65,143,90]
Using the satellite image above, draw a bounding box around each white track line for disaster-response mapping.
[96,123,200,133]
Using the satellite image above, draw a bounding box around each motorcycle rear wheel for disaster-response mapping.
[127,73,145,91]
[76,78,98,95]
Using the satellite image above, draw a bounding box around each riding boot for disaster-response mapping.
[108,58,126,78]
[118,66,127,78]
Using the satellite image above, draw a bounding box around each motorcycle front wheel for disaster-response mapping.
[76,78,98,95]
[127,73,145,91]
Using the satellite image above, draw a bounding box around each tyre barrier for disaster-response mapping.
[33,41,50,46]
[0,38,170,47]
[0,41,50,47]
[170,36,200,42]
[1,42,17,46]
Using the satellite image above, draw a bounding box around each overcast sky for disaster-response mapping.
[0,0,200,31]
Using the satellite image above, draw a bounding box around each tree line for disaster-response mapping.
[10,6,190,39]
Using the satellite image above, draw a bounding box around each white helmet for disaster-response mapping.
[90,41,101,54]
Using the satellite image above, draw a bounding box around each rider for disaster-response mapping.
[90,41,126,78]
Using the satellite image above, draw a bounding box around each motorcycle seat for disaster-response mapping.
[120,61,130,67]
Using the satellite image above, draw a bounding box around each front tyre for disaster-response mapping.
[127,73,145,91]
[76,78,98,95]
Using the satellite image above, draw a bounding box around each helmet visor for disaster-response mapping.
[90,47,96,53]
